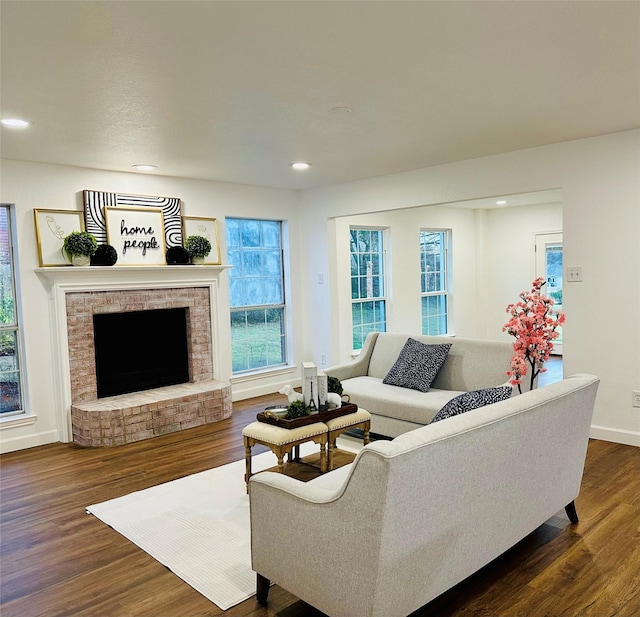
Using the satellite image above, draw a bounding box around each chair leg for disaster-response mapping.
[565,500,579,524]
[256,573,270,605]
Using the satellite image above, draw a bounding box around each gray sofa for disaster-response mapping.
[250,374,600,617]
[326,332,514,437]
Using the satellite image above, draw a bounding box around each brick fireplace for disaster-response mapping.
[36,265,232,446]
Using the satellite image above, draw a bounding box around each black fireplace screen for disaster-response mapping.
[93,307,189,398]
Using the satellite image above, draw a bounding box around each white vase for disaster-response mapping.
[71,254,91,267]
[191,255,205,265]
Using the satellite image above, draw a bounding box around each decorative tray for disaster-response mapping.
[257,403,358,428]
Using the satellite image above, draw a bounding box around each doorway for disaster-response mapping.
[535,232,563,355]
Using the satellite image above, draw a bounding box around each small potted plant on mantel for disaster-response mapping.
[184,235,212,265]
[63,231,98,266]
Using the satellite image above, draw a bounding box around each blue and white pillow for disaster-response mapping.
[383,338,451,393]
[431,386,513,423]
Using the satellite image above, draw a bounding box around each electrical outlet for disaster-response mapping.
[320,353,327,366]
[567,266,583,282]
[633,391,640,408]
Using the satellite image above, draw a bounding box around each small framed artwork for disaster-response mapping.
[182,216,221,264]
[33,209,85,266]
[105,206,167,265]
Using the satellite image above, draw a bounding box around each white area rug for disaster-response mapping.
[86,438,360,610]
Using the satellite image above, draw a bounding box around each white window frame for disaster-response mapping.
[420,229,451,336]
[0,203,29,420]
[349,226,388,351]
[226,217,289,375]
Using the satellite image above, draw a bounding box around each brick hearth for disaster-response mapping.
[71,380,231,447]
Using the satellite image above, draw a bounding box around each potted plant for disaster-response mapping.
[185,235,212,264]
[327,375,349,404]
[503,277,566,393]
[327,376,343,397]
[285,399,311,420]
[63,231,98,266]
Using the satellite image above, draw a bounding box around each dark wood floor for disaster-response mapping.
[1,386,639,617]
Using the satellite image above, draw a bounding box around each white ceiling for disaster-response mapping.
[1,1,639,191]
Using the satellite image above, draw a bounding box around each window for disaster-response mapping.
[1,205,24,415]
[420,230,450,335]
[350,228,386,350]
[226,218,287,373]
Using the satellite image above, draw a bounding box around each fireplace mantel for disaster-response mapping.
[35,264,231,292]
[36,264,232,443]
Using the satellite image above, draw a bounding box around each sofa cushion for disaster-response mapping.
[430,386,513,423]
[382,338,451,392]
[363,333,513,391]
[342,376,464,424]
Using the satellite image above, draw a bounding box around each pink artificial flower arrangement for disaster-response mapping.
[503,277,566,393]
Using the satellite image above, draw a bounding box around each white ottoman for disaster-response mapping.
[242,421,328,490]
[325,408,371,471]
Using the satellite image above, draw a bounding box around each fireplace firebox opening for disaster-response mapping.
[93,307,190,398]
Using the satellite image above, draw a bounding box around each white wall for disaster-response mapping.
[301,130,640,446]
[0,160,303,452]
[2,130,638,451]
[479,203,563,340]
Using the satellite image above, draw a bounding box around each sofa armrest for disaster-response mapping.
[249,461,386,617]
[249,470,345,503]
[324,331,379,380]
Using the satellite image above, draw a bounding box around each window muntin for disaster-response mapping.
[0,205,24,415]
[350,228,387,350]
[420,230,449,336]
[226,218,287,373]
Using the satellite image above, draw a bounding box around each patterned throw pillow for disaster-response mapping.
[382,338,452,392]
[430,386,513,423]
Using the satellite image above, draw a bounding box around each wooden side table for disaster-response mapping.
[242,421,328,491]
[325,408,371,471]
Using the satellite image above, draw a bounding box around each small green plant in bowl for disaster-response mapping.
[285,399,311,420]
[327,376,343,396]
[185,235,212,264]
[63,231,98,266]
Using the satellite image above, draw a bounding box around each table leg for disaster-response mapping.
[327,434,336,471]
[320,440,327,473]
[244,438,252,492]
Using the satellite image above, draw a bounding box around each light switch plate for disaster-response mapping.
[567,266,583,282]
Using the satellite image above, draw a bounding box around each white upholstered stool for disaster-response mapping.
[325,408,371,471]
[242,421,328,490]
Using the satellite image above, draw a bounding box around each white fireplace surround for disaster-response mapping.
[36,265,231,442]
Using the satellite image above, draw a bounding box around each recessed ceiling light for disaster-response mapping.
[132,164,157,171]
[329,106,353,115]
[290,162,311,171]
[496,200,507,205]
[1,118,32,128]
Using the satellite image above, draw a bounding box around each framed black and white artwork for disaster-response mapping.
[83,190,182,248]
